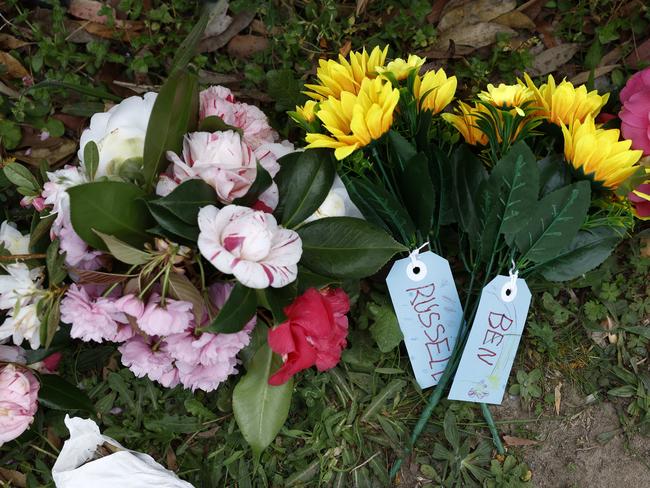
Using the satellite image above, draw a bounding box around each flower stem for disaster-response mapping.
[481,403,505,454]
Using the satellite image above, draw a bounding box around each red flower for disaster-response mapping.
[267,288,350,385]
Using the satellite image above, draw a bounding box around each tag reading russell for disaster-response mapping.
[448,275,531,405]
[386,251,463,389]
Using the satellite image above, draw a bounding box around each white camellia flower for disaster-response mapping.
[304,175,364,222]
[78,92,157,178]
[0,302,41,350]
[0,221,29,255]
[197,205,302,289]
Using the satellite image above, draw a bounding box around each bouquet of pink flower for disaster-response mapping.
[0,37,405,450]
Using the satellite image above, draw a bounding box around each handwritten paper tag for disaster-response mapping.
[386,251,463,389]
[448,275,531,405]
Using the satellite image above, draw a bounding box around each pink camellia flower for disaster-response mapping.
[0,363,39,446]
[197,205,302,289]
[199,86,277,148]
[118,336,179,388]
[268,288,350,386]
[137,294,193,336]
[159,130,257,202]
[60,284,133,342]
[619,67,650,155]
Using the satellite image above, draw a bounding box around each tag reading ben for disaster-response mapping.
[386,251,463,389]
[448,275,531,405]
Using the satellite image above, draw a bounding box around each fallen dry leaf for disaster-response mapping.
[0,79,20,98]
[517,0,546,20]
[570,64,619,85]
[199,10,256,53]
[339,39,352,57]
[426,0,448,24]
[529,43,579,76]
[0,33,29,50]
[554,382,562,415]
[0,51,29,78]
[0,467,27,487]
[165,447,179,471]
[227,35,269,58]
[198,69,243,85]
[83,20,144,40]
[536,20,559,48]
[494,11,535,30]
[438,0,516,32]
[600,46,622,66]
[503,435,539,447]
[204,0,232,38]
[356,0,370,16]
[15,138,77,167]
[626,37,650,68]
[640,236,650,258]
[68,0,114,23]
[434,22,516,51]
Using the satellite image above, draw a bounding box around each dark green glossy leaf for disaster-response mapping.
[147,203,199,242]
[537,226,622,281]
[142,71,199,192]
[46,240,67,286]
[83,140,100,180]
[297,217,408,278]
[451,145,487,236]
[233,162,272,207]
[205,282,257,333]
[259,285,297,323]
[275,149,335,228]
[233,343,293,458]
[68,181,154,250]
[386,130,417,169]
[198,115,241,134]
[537,154,571,197]
[396,152,435,235]
[38,374,94,412]
[94,231,153,265]
[169,2,213,74]
[515,181,591,264]
[148,179,218,224]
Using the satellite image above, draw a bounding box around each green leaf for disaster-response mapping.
[368,303,403,352]
[148,179,218,224]
[396,153,435,235]
[274,149,335,228]
[0,120,22,150]
[296,267,339,294]
[169,2,214,74]
[451,145,487,236]
[205,282,257,334]
[515,181,591,264]
[260,285,297,323]
[537,226,622,281]
[386,130,417,169]
[266,69,306,112]
[297,217,407,278]
[29,213,55,252]
[198,115,241,134]
[443,410,460,450]
[184,397,217,420]
[144,415,201,434]
[44,298,61,349]
[68,181,155,250]
[233,343,293,458]
[3,162,39,194]
[537,154,571,197]
[167,272,204,323]
[94,231,153,265]
[142,71,199,192]
[233,162,272,207]
[489,141,539,237]
[82,141,99,181]
[147,204,199,242]
[46,240,67,285]
[341,174,417,241]
[38,374,94,412]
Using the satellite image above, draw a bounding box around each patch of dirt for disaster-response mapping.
[494,387,650,488]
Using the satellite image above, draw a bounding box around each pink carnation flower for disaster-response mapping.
[60,284,133,342]
[118,336,179,388]
[619,67,650,155]
[0,364,39,446]
[197,205,302,289]
[137,294,193,336]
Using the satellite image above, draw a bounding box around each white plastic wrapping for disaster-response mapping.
[52,416,195,488]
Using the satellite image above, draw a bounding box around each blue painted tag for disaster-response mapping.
[448,275,531,405]
[386,251,463,389]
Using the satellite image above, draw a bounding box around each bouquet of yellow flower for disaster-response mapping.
[291,46,645,476]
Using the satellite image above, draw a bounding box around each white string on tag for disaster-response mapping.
[406,242,429,282]
[500,260,518,302]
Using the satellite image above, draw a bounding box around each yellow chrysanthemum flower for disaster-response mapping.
[295,100,318,123]
[562,117,642,189]
[377,54,426,81]
[414,68,457,114]
[478,83,534,116]
[303,46,389,101]
[523,73,609,126]
[442,101,488,146]
[305,77,400,160]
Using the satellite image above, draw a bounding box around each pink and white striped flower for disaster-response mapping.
[197,205,302,289]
